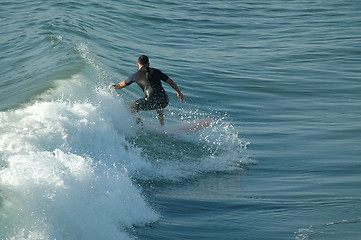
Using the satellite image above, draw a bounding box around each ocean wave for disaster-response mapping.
[0,73,159,239]
[0,64,248,239]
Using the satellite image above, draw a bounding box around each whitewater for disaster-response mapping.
[0,51,246,239]
[1,1,361,239]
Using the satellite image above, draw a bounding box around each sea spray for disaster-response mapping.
[0,74,158,239]
[0,52,250,240]
[125,110,252,182]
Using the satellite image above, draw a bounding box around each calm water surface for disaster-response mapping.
[1,1,360,239]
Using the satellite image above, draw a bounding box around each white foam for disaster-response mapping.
[0,74,158,239]
[0,66,251,239]
[128,113,253,182]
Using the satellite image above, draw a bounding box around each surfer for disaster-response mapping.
[114,55,185,126]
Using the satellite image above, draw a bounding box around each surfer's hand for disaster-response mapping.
[113,81,126,90]
[113,84,121,89]
[177,92,185,101]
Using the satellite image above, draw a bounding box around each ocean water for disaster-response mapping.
[1,0,360,239]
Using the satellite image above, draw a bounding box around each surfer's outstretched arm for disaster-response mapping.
[113,81,127,89]
[166,78,185,101]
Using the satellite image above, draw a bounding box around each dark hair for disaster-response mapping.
[138,55,149,66]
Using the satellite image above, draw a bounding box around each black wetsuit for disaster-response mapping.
[125,66,169,110]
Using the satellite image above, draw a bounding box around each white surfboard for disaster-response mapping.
[147,118,213,135]
[170,118,212,134]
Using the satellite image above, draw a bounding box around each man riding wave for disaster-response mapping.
[114,55,185,125]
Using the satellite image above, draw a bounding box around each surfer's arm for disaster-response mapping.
[113,81,127,89]
[166,78,185,101]
[114,72,136,89]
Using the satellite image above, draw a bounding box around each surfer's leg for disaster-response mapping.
[156,108,164,126]
[154,95,168,126]
[130,101,142,124]
[132,98,155,124]
[130,101,138,114]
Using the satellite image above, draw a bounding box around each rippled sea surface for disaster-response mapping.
[1,1,361,239]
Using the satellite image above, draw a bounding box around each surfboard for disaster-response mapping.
[150,118,212,135]
[171,118,212,134]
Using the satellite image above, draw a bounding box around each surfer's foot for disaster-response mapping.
[136,117,143,125]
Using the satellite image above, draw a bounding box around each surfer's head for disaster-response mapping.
[138,55,149,67]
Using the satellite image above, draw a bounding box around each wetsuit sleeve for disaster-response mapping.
[124,72,137,86]
[158,70,169,82]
